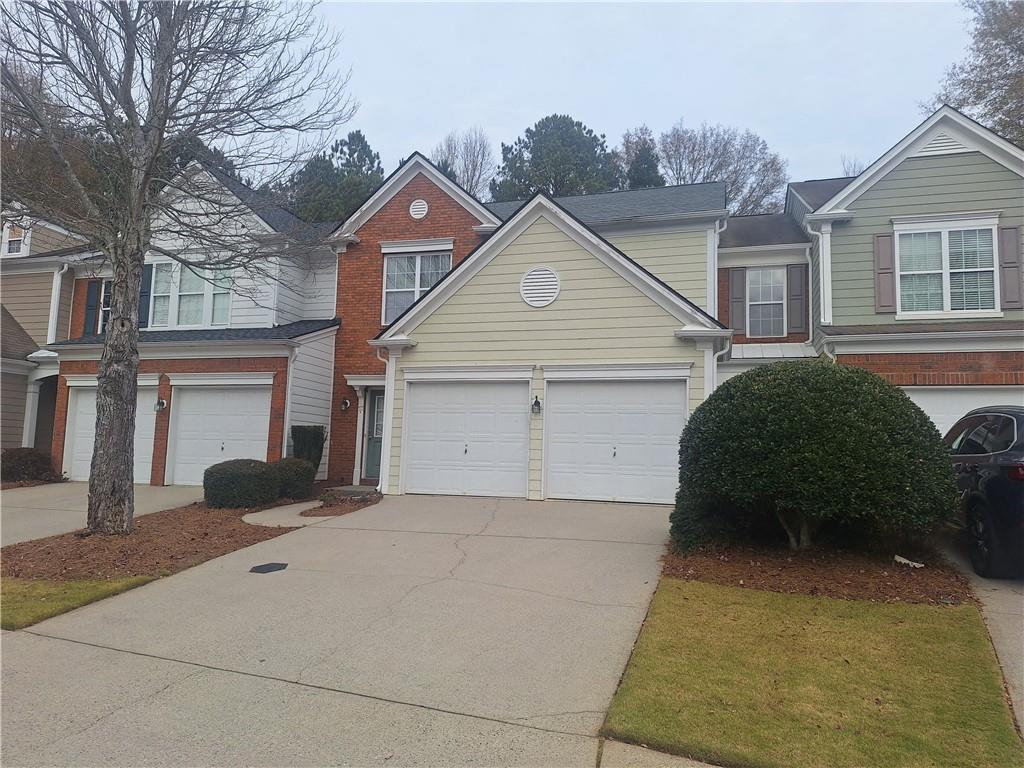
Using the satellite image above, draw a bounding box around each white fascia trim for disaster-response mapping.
[344,374,385,388]
[816,108,1024,215]
[718,251,810,268]
[51,340,298,360]
[826,329,1023,354]
[674,327,733,340]
[168,372,276,386]
[2,358,36,374]
[473,224,499,235]
[380,237,454,254]
[64,373,160,387]
[892,213,1000,233]
[378,197,722,340]
[542,363,692,381]
[292,325,340,345]
[403,365,535,382]
[368,335,416,351]
[332,155,500,239]
[718,242,812,254]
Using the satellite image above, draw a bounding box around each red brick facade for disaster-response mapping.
[52,357,289,484]
[69,277,98,338]
[837,352,1024,387]
[327,173,488,482]
[716,268,810,344]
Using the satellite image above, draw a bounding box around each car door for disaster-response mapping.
[945,416,987,516]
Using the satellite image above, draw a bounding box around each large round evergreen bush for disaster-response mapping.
[671,359,955,551]
[204,459,281,508]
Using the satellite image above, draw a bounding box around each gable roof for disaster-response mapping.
[485,182,727,227]
[812,106,1024,217]
[375,192,726,344]
[205,166,318,239]
[330,152,500,239]
[1,305,39,360]
[787,177,855,212]
[719,213,809,249]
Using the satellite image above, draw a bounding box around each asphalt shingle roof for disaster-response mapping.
[50,318,339,347]
[719,213,809,248]
[1,305,39,359]
[788,177,856,211]
[485,183,727,226]
[206,167,319,239]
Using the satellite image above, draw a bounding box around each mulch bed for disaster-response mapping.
[664,543,974,606]
[299,493,382,517]
[1,502,297,580]
[1,479,60,491]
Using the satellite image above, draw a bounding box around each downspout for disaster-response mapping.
[707,218,728,319]
[46,263,70,344]
[281,344,299,460]
[711,334,733,390]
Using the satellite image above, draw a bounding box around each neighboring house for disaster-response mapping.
[31,105,1024,499]
[1,306,40,451]
[43,170,340,484]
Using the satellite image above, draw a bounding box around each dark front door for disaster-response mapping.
[364,389,385,481]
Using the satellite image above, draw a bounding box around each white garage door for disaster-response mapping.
[545,380,687,504]
[66,386,157,483]
[166,386,272,485]
[403,381,529,497]
[904,386,1024,437]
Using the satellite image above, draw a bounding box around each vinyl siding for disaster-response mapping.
[608,227,711,311]
[830,152,1024,326]
[1,371,27,450]
[55,271,73,342]
[387,215,705,497]
[286,330,336,479]
[302,250,338,320]
[1,272,53,344]
[275,259,304,325]
[27,225,82,256]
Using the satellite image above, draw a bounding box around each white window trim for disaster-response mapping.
[893,218,1002,320]
[97,279,113,333]
[745,266,787,339]
[381,250,452,325]
[148,261,234,329]
[1,223,31,256]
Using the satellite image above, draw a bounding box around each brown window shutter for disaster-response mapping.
[998,226,1023,310]
[728,267,746,333]
[874,234,896,313]
[786,264,808,333]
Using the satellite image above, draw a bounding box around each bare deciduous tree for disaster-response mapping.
[1,1,355,534]
[431,126,496,199]
[657,120,788,215]
[840,154,865,176]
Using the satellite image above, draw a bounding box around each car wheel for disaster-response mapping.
[968,506,1005,578]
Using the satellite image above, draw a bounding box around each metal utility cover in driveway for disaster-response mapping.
[249,562,288,573]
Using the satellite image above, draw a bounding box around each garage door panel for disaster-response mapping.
[904,386,1024,436]
[404,381,529,497]
[67,387,156,483]
[168,386,271,485]
[545,380,686,504]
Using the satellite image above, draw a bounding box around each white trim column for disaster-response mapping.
[377,349,403,495]
[352,386,367,485]
[820,221,833,325]
[21,378,41,447]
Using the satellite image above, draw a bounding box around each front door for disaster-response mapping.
[363,388,385,481]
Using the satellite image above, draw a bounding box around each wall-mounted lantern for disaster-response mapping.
[340,398,352,411]
[154,399,167,412]
[531,396,542,415]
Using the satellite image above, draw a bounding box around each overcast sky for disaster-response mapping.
[317,1,971,186]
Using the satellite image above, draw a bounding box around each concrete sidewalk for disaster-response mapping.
[1,482,201,545]
[2,495,671,766]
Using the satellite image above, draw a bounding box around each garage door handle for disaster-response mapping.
[612,446,616,458]
[464,444,468,455]
[221,442,225,452]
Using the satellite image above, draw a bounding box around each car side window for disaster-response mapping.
[981,416,1016,453]
[945,416,983,452]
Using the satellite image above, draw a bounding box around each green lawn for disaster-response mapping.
[604,578,1023,768]
[1,577,154,630]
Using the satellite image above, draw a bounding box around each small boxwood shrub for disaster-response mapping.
[1,447,56,482]
[671,359,956,552]
[273,457,316,500]
[291,426,327,473]
[204,459,280,508]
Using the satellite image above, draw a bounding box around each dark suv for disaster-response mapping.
[944,406,1024,578]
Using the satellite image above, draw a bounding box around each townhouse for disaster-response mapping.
[2,106,1021,502]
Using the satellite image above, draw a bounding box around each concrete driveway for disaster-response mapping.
[1,482,201,545]
[2,495,668,766]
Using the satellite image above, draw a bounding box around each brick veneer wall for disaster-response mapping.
[327,173,487,482]
[716,268,810,344]
[837,352,1024,386]
[69,277,99,338]
[52,356,289,484]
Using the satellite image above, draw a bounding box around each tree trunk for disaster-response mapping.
[86,243,144,535]
[776,509,813,551]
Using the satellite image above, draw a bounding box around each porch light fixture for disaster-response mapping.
[340,398,352,411]
[531,396,542,415]
[154,399,167,412]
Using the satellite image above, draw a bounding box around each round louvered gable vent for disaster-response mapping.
[409,199,429,220]
[520,267,560,307]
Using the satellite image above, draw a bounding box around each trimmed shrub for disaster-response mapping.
[273,457,316,500]
[291,425,326,473]
[203,459,280,508]
[1,447,56,482]
[671,359,956,552]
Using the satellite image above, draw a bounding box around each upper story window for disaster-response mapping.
[382,251,451,324]
[895,222,999,316]
[99,280,112,332]
[5,225,25,255]
[746,267,786,338]
[148,262,232,329]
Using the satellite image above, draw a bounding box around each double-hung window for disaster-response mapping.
[5,225,24,255]
[746,267,786,338]
[148,262,233,328]
[383,251,451,324]
[98,279,113,332]
[895,219,999,317]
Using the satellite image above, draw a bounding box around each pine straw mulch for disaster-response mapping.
[1,479,61,491]
[664,543,974,606]
[1,502,297,581]
[299,492,382,517]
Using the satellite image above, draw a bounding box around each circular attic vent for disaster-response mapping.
[409,199,429,220]
[520,266,560,307]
